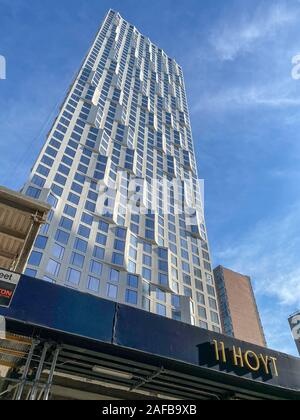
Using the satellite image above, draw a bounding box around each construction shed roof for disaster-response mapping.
[0,186,50,272]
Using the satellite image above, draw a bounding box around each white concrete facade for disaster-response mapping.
[22,10,221,332]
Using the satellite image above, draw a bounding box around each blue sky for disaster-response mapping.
[0,0,300,356]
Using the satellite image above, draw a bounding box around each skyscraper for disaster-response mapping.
[21,9,221,332]
[214,266,266,347]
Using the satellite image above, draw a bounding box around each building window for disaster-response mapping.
[211,311,220,324]
[197,293,205,305]
[47,193,58,208]
[156,303,166,317]
[182,262,190,274]
[213,326,221,333]
[81,212,93,226]
[55,229,70,245]
[93,246,105,260]
[127,274,139,288]
[128,260,136,273]
[26,186,41,199]
[125,289,138,305]
[198,307,207,320]
[70,252,85,269]
[114,239,125,252]
[87,276,100,292]
[183,275,191,286]
[145,230,155,241]
[64,204,76,218]
[158,273,168,286]
[158,260,168,272]
[205,273,214,286]
[40,223,50,235]
[51,184,63,197]
[51,243,65,260]
[96,233,107,246]
[156,289,166,302]
[28,251,43,267]
[172,310,181,321]
[172,295,180,308]
[112,253,124,266]
[142,297,150,311]
[158,248,168,259]
[129,247,137,260]
[207,285,216,297]
[184,287,192,298]
[143,243,152,254]
[200,321,208,330]
[46,259,61,277]
[107,283,118,299]
[60,216,73,231]
[34,235,48,250]
[89,260,102,276]
[143,255,152,266]
[66,268,81,286]
[99,220,109,233]
[74,238,88,253]
[195,280,204,291]
[32,175,45,188]
[78,225,91,239]
[115,227,126,239]
[142,267,151,281]
[110,269,120,283]
[209,298,218,311]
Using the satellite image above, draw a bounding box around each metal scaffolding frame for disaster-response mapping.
[0,338,61,401]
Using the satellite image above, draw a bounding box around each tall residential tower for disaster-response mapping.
[22,10,221,332]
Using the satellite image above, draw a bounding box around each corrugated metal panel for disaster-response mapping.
[0,205,33,270]
[0,207,31,235]
[0,186,50,272]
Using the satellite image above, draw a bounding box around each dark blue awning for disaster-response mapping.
[1,274,300,400]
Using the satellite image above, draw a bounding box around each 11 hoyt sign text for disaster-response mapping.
[213,339,279,377]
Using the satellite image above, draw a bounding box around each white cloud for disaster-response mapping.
[211,2,297,61]
[215,202,300,306]
[214,202,300,354]
[191,84,300,113]
[260,306,296,355]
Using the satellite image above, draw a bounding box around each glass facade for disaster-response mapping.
[22,9,221,331]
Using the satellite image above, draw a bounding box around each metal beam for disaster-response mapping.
[0,347,26,358]
[15,340,39,400]
[0,360,16,369]
[43,346,61,400]
[2,334,32,345]
[29,342,50,400]
[0,195,48,218]
[0,250,18,261]
[131,367,165,391]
